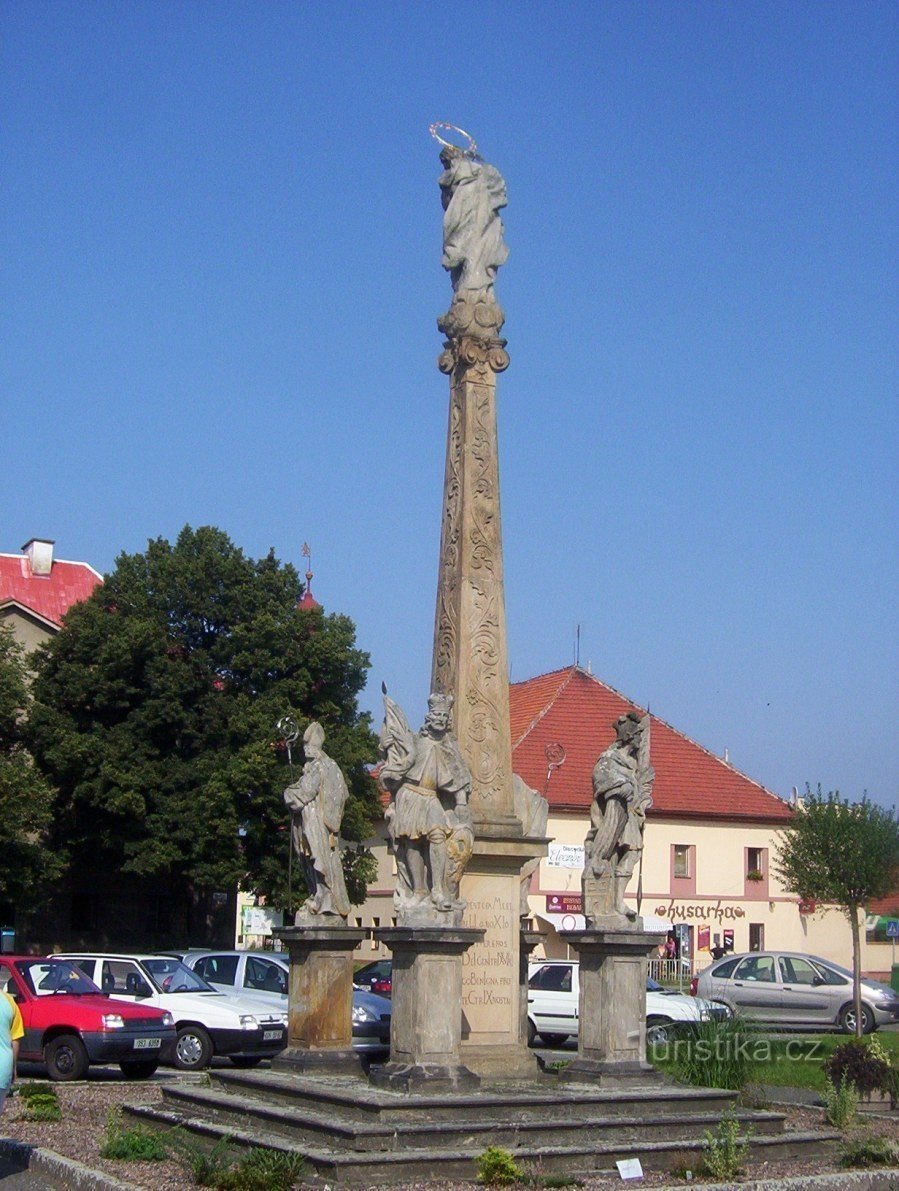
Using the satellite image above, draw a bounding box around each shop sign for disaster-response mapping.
[547,843,585,869]
[697,925,710,951]
[655,899,745,922]
[546,893,582,914]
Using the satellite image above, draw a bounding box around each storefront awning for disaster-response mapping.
[536,911,672,934]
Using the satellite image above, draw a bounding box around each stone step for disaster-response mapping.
[209,1068,740,1122]
[155,1082,787,1151]
[124,1102,840,1186]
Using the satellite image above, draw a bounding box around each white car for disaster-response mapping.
[180,949,392,1054]
[55,953,288,1070]
[527,960,730,1046]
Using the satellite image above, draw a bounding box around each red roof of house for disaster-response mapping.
[869,892,899,916]
[510,666,792,823]
[0,550,102,628]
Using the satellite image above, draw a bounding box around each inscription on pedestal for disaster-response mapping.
[461,882,516,1033]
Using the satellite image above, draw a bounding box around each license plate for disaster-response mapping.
[263,1030,282,1041]
[133,1037,161,1050]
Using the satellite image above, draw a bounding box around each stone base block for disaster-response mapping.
[369,1060,480,1094]
[272,1046,364,1077]
[460,1042,538,1079]
[560,1058,664,1088]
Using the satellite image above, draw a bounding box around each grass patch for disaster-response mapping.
[19,1086,62,1122]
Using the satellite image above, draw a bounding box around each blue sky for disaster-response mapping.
[3,2,896,805]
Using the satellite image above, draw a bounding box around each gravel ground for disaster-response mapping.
[1,1078,898,1190]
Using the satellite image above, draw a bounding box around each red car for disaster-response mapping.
[0,956,176,1081]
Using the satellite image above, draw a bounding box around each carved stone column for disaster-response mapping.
[431,299,545,1078]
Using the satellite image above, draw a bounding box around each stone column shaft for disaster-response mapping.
[432,340,518,833]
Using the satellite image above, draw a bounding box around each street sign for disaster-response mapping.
[885,919,899,939]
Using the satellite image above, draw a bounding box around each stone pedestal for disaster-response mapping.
[271,924,366,1076]
[519,925,546,1048]
[559,928,666,1087]
[459,840,544,1077]
[370,927,484,1093]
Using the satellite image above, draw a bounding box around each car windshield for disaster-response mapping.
[808,956,853,981]
[142,958,214,993]
[17,960,99,997]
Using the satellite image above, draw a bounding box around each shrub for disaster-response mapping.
[477,1145,524,1186]
[824,1038,893,1099]
[167,1131,234,1186]
[700,1107,751,1181]
[16,1082,54,1101]
[840,1134,899,1168]
[823,1072,859,1128]
[99,1109,167,1161]
[217,1148,306,1191]
[657,1016,765,1091]
[21,1090,62,1122]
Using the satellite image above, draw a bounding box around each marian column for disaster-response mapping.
[430,125,544,1076]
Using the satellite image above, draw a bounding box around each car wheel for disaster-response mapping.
[526,1019,537,1047]
[118,1060,159,1079]
[45,1034,89,1081]
[538,1033,568,1047]
[646,1018,674,1045]
[174,1025,213,1070]
[229,1056,264,1069]
[840,1003,875,1035]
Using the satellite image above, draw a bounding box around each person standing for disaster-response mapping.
[0,989,24,1113]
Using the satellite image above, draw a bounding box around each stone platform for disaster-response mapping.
[125,1067,839,1184]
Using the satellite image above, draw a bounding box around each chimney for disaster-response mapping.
[22,538,55,576]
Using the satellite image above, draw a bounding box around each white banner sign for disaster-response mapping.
[546,843,585,869]
[241,905,284,935]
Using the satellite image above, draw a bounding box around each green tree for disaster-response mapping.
[0,624,63,922]
[774,787,899,1037]
[28,526,380,943]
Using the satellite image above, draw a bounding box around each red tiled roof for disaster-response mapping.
[510,666,792,823]
[869,892,899,916]
[0,552,102,628]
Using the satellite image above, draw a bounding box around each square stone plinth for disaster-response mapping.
[271,924,367,1077]
[559,928,666,1088]
[370,927,484,1093]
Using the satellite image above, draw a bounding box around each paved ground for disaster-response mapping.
[0,1156,61,1187]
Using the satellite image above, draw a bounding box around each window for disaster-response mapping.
[734,955,776,983]
[749,923,765,952]
[246,957,286,995]
[711,957,741,980]
[673,845,691,879]
[528,964,573,992]
[810,961,849,987]
[779,956,821,985]
[746,848,766,881]
[195,955,239,986]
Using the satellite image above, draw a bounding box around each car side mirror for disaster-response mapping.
[811,976,825,986]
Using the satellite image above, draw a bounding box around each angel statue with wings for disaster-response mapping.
[378,689,474,927]
[283,721,350,922]
[583,711,654,928]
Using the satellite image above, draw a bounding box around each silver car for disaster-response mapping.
[694,950,899,1034]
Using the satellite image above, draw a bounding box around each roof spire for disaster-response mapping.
[297,541,321,611]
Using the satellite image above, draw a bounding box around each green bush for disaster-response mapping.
[16,1082,54,1101]
[99,1109,167,1161]
[823,1072,859,1128]
[167,1131,234,1186]
[477,1145,524,1186]
[840,1134,899,1168]
[700,1107,751,1181]
[21,1091,62,1122]
[216,1148,306,1191]
[655,1016,765,1091]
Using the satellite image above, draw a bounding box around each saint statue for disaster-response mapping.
[283,721,350,922]
[438,145,509,299]
[378,690,474,927]
[583,712,654,928]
